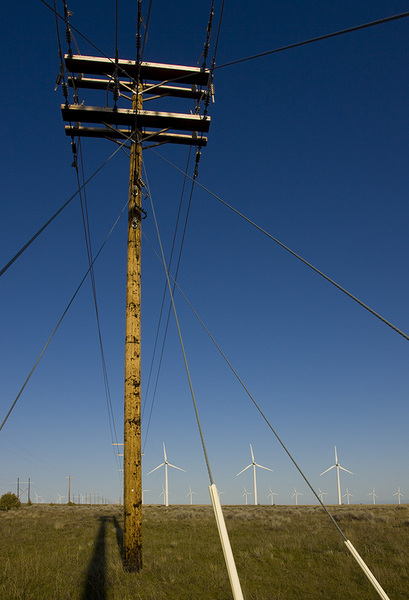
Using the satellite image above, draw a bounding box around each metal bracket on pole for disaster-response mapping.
[209,484,244,600]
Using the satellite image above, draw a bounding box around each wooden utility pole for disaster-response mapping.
[123,86,143,571]
[61,54,211,572]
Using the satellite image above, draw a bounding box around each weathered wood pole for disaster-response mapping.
[123,85,143,571]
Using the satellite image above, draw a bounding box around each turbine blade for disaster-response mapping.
[236,464,252,476]
[167,463,186,472]
[334,446,338,463]
[255,463,274,473]
[339,466,353,475]
[250,444,255,463]
[163,442,167,462]
[147,462,164,475]
[320,465,335,476]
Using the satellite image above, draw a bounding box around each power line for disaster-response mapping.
[150,150,409,344]
[0,139,131,279]
[0,199,128,433]
[75,140,121,474]
[142,150,193,426]
[145,168,214,486]
[145,234,347,539]
[142,152,199,453]
[215,10,409,70]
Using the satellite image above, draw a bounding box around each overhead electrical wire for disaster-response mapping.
[142,1,223,449]
[144,167,214,486]
[75,140,121,474]
[142,150,193,421]
[140,0,153,61]
[151,150,409,344]
[142,153,200,453]
[215,10,409,70]
[0,199,129,434]
[144,231,348,540]
[0,138,133,279]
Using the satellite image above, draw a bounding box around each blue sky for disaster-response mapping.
[1,1,409,507]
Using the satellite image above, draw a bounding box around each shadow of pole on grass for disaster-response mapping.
[81,516,109,600]
[112,515,123,560]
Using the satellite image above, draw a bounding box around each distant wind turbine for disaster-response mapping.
[56,493,65,504]
[147,443,185,507]
[368,488,378,505]
[292,487,303,506]
[393,487,404,505]
[159,485,165,505]
[236,444,274,505]
[34,493,44,504]
[242,487,252,505]
[343,488,353,505]
[267,488,278,506]
[186,486,197,505]
[318,488,327,503]
[320,446,353,505]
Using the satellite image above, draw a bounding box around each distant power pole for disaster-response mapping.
[16,478,31,503]
[61,54,210,572]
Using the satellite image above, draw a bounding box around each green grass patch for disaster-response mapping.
[0,504,407,599]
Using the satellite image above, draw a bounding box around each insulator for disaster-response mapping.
[55,73,63,86]
[136,33,142,50]
[113,86,119,103]
[65,26,72,46]
[62,82,69,98]
[71,141,77,155]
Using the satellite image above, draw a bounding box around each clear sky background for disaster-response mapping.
[1,1,409,507]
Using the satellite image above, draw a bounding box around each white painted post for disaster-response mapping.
[344,540,391,600]
[209,484,244,600]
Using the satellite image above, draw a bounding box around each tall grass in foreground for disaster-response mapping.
[0,504,408,599]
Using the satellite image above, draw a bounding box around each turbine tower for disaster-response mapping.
[236,444,273,505]
[393,487,404,505]
[318,488,327,503]
[320,446,353,505]
[147,443,185,507]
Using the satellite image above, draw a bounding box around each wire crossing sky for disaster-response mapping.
[1,0,409,508]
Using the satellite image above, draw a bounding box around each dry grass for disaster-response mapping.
[0,504,408,599]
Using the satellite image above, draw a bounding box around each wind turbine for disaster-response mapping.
[318,488,327,503]
[159,485,165,505]
[186,486,197,505]
[34,493,44,504]
[242,487,252,505]
[368,488,378,505]
[393,487,404,505]
[292,487,302,506]
[267,488,278,505]
[147,443,185,507]
[343,488,353,505]
[236,444,274,505]
[320,446,353,505]
[56,493,65,504]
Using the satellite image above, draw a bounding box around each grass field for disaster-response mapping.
[0,503,408,600]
